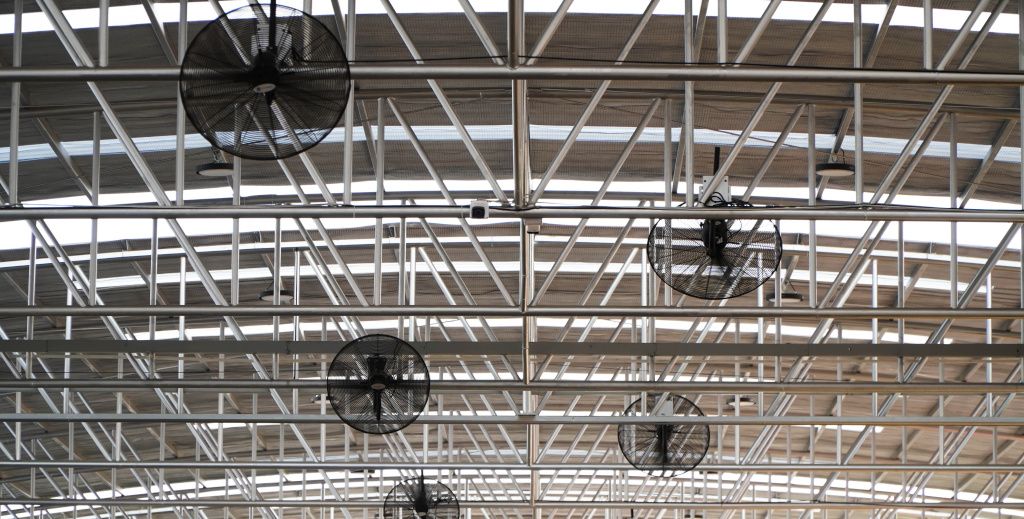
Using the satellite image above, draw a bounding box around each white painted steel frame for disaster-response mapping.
[2,1,1024,517]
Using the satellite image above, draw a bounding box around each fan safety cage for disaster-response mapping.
[327,334,430,435]
[382,477,460,519]
[647,208,782,300]
[180,3,351,161]
[617,394,710,477]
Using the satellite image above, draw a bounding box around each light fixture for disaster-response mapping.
[766,290,804,303]
[258,283,294,303]
[726,396,755,409]
[195,161,234,177]
[815,162,854,177]
[815,151,854,177]
[766,278,804,303]
[195,149,234,177]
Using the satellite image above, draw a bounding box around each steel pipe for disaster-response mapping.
[1,413,1021,426]
[1,460,1020,473]
[0,305,1021,319]
[0,379,1020,395]
[2,206,1022,221]
[9,339,1022,357]
[0,499,1020,510]
[3,65,1024,84]
[15,89,1024,121]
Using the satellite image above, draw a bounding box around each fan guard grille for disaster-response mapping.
[382,477,460,519]
[617,394,710,477]
[647,202,782,300]
[326,334,430,435]
[180,4,351,160]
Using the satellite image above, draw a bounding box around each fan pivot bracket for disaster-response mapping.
[253,83,276,94]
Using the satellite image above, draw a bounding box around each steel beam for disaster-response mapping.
[2,413,1021,427]
[9,340,1019,356]
[2,499,1020,511]
[0,379,1019,395]
[5,66,1024,83]
[0,305,1021,318]
[2,461,1021,474]
[3,206,1023,221]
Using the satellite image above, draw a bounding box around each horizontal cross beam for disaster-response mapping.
[2,65,1024,84]
[1,413,1020,427]
[0,206,1021,222]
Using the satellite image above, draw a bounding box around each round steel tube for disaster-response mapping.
[0,305,1021,319]
[3,65,1024,84]
[0,412,1019,426]
[1,206,1024,222]
[0,499,1019,510]
[1,460,1019,473]
[0,379,1020,395]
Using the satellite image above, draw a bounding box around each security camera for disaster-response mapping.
[469,200,489,219]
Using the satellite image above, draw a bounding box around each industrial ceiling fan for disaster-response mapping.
[180,1,351,160]
[648,150,782,300]
[326,334,430,435]
[382,474,460,519]
[617,393,710,477]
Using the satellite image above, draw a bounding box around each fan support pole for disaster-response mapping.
[510,1,539,514]
[510,0,534,413]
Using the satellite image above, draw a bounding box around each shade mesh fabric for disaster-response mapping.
[647,204,782,300]
[617,394,710,477]
[180,3,350,160]
[326,334,429,435]
[383,477,460,519]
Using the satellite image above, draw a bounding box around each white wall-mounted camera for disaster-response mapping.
[469,200,490,219]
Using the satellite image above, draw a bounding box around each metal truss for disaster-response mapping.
[1,0,1024,518]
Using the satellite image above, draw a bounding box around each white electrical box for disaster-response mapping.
[699,175,731,203]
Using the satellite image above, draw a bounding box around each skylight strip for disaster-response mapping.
[1,126,1018,167]
[0,213,1017,257]
[0,230,1010,271]
[0,195,1018,253]
[146,317,946,345]
[0,1,1018,36]
[86,259,981,299]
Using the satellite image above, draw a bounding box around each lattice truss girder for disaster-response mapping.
[0,0,1021,345]
[0,0,1024,517]
[0,351,1023,518]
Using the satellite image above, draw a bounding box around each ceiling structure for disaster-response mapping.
[1,0,1024,518]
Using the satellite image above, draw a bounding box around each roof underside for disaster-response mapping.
[0,1,1023,518]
